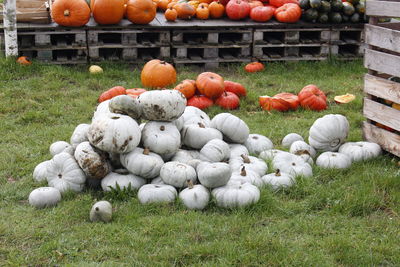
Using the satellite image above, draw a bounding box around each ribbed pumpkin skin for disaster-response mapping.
[196,72,225,99]
[126,0,157,24]
[51,0,91,27]
[141,60,177,88]
[93,0,125,25]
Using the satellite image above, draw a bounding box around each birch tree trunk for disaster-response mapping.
[3,0,18,57]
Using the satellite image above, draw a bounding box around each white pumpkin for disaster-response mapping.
[210,113,249,144]
[46,152,86,193]
[120,148,164,179]
[272,153,313,178]
[182,106,211,126]
[109,95,142,120]
[28,187,61,208]
[160,162,197,188]
[74,141,111,179]
[316,152,352,169]
[70,123,90,149]
[181,123,223,149]
[259,149,290,162]
[244,134,273,156]
[101,169,146,191]
[229,154,268,176]
[309,114,349,152]
[50,141,73,156]
[171,149,200,163]
[172,115,185,131]
[88,113,141,154]
[92,100,112,121]
[90,201,112,223]
[229,144,249,159]
[137,184,177,204]
[150,176,166,185]
[33,160,51,182]
[141,121,181,155]
[228,166,263,188]
[261,170,295,190]
[179,182,210,210]
[289,140,317,158]
[199,139,230,162]
[197,162,231,188]
[212,182,260,208]
[138,89,186,121]
[338,142,382,162]
[281,133,304,148]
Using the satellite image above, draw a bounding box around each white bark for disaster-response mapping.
[3,0,18,57]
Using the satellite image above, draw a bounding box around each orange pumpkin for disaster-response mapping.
[126,0,157,24]
[196,5,210,19]
[98,86,126,103]
[158,0,170,10]
[174,80,196,99]
[174,2,196,19]
[199,0,213,3]
[141,59,177,88]
[51,0,91,27]
[92,0,125,25]
[16,56,32,66]
[274,92,299,110]
[208,1,225,18]
[259,95,291,112]
[126,88,147,98]
[244,62,264,72]
[249,0,263,9]
[165,7,178,21]
[196,72,225,99]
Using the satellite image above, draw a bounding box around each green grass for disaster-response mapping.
[0,58,400,266]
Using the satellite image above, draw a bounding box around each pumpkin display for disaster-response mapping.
[274,3,302,23]
[212,181,260,208]
[74,142,111,179]
[16,56,32,66]
[126,0,156,24]
[210,113,249,143]
[250,6,275,22]
[138,184,177,204]
[181,123,223,149]
[196,72,225,99]
[174,80,196,99]
[187,95,214,110]
[109,95,142,120]
[179,182,210,210]
[244,62,264,73]
[88,113,141,154]
[215,92,240,110]
[90,201,113,223]
[174,2,196,19]
[289,140,317,158]
[298,84,327,111]
[93,0,125,24]
[50,141,73,156]
[138,90,186,121]
[259,149,290,161]
[338,142,382,162]
[225,0,251,20]
[120,147,164,179]
[228,166,263,188]
[181,106,211,126]
[308,114,349,152]
[197,162,231,188]
[98,86,126,103]
[229,154,268,176]
[281,133,304,148]
[70,123,90,149]
[244,134,274,156]
[209,1,225,18]
[51,0,91,27]
[171,149,201,168]
[261,169,294,190]
[229,144,250,159]
[316,152,352,169]
[141,60,176,88]
[274,92,299,110]
[46,152,86,193]
[199,139,230,162]
[196,4,210,19]
[259,95,291,112]
[126,88,147,98]
[223,81,247,97]
[101,169,146,191]
[33,160,51,182]
[272,152,313,178]
[29,187,62,208]
[141,121,181,155]
[160,162,197,188]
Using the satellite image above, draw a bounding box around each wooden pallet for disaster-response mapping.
[363,0,400,157]
[254,28,331,45]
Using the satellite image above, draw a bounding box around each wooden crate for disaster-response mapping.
[363,0,400,157]
[0,0,51,24]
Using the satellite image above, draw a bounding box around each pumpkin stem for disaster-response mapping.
[160,125,165,131]
[241,154,251,164]
[143,148,150,155]
[198,122,205,128]
[275,169,281,177]
[295,150,310,156]
[240,166,247,176]
[64,9,70,17]
[187,179,194,189]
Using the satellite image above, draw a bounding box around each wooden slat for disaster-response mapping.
[365,24,400,54]
[363,98,400,132]
[364,74,400,103]
[364,48,400,77]
[16,1,47,8]
[363,121,400,158]
[366,0,400,17]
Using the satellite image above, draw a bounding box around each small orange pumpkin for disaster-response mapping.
[98,86,126,103]
[16,56,32,66]
[165,7,178,21]
[244,62,264,73]
[208,1,225,18]
[196,5,209,19]
[196,72,225,99]
[174,80,196,99]
[126,0,157,24]
[259,95,291,112]
[174,2,196,19]
[141,59,177,88]
[158,0,170,10]
[92,0,125,25]
[51,0,91,27]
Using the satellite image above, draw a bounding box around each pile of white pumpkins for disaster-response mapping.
[29,89,383,213]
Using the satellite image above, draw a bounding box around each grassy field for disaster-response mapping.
[0,57,399,266]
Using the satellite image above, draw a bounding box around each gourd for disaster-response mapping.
[137,184,177,204]
[70,123,90,149]
[212,182,260,208]
[74,142,111,179]
[316,152,352,169]
[272,152,313,178]
[281,133,304,148]
[199,139,230,162]
[120,148,164,179]
[160,162,197,188]
[229,154,268,176]
[46,152,86,193]
[141,121,181,155]
[261,169,294,190]
[181,123,223,149]
[109,95,142,120]
[196,162,231,188]
[229,144,249,159]
[33,160,51,182]
[90,201,112,223]
[289,140,316,158]
[338,141,381,162]
[244,134,273,156]
[308,114,349,152]
[228,166,263,188]
[179,181,210,210]
[88,113,141,154]
[101,169,146,191]
[50,141,74,156]
[28,187,62,208]
[210,113,249,144]
[137,90,186,121]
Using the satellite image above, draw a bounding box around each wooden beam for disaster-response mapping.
[364,74,400,104]
[363,98,400,132]
[3,0,18,57]
[366,0,400,18]
[363,122,400,158]
[364,48,400,78]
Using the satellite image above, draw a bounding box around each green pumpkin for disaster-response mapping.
[329,12,343,23]
[319,1,331,13]
[330,0,343,11]
[310,0,322,9]
[342,2,355,16]
[299,0,311,9]
[355,2,365,14]
[303,8,319,22]
[350,12,360,23]
[318,12,329,23]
